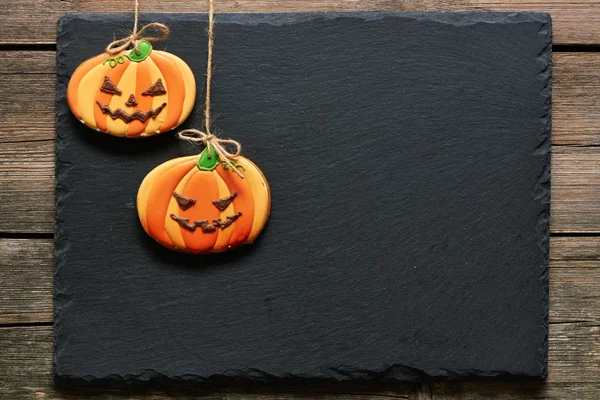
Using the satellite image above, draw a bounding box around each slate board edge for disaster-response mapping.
[54,14,74,386]
[57,11,552,28]
[536,15,552,380]
[54,12,552,386]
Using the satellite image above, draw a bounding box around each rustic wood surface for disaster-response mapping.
[1,1,599,399]
[1,0,600,45]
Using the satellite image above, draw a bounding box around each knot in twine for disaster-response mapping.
[178,129,245,178]
[105,22,170,55]
[178,0,245,179]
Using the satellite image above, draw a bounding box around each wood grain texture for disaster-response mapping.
[3,51,596,146]
[1,52,598,145]
[0,239,53,324]
[3,237,599,326]
[1,324,598,399]
[413,382,600,399]
[0,6,598,397]
[3,143,600,233]
[1,237,599,398]
[0,141,54,233]
[551,147,600,233]
[0,0,599,45]
[550,238,600,325]
[553,53,600,146]
[0,52,55,144]
[0,327,413,399]
[1,53,600,233]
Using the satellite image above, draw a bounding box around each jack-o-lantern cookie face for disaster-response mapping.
[137,149,270,254]
[67,40,196,138]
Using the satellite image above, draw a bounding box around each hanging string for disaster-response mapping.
[105,0,170,55]
[204,0,215,136]
[178,0,245,179]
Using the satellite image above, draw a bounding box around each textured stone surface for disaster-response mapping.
[55,12,551,385]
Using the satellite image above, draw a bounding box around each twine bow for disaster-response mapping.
[105,0,169,55]
[177,0,245,179]
[178,129,245,178]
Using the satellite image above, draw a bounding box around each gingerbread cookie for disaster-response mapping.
[67,40,196,138]
[137,149,271,254]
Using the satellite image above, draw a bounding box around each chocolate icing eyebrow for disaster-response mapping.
[173,192,196,210]
[100,76,122,95]
[212,192,238,210]
[142,79,167,96]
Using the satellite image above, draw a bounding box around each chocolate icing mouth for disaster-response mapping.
[96,101,167,123]
[170,212,243,233]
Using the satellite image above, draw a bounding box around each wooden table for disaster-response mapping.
[1,1,599,399]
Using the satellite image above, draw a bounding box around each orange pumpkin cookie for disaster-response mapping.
[67,40,196,138]
[137,148,270,254]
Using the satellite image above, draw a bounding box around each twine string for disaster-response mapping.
[205,0,215,136]
[105,0,170,54]
[178,0,245,179]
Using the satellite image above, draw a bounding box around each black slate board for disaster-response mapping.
[55,12,551,384]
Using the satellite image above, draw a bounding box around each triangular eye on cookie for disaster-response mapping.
[136,0,271,255]
[66,0,196,138]
[142,79,167,96]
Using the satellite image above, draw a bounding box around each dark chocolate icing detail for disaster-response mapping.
[173,192,196,210]
[125,94,138,107]
[213,212,242,229]
[100,76,122,95]
[194,220,218,233]
[170,212,241,233]
[96,101,167,123]
[142,79,167,96]
[170,214,196,231]
[212,192,238,210]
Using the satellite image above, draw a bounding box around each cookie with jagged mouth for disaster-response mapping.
[96,100,167,123]
[95,76,168,123]
[66,39,196,138]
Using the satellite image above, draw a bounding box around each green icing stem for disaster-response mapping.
[103,40,153,68]
[197,146,221,171]
[128,40,153,62]
[196,146,246,173]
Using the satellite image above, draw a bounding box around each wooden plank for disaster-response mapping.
[0,327,412,399]
[0,325,598,399]
[2,237,599,325]
[0,141,54,233]
[2,53,600,232]
[0,51,598,145]
[0,51,56,75]
[0,239,53,324]
[553,53,600,146]
[550,237,600,325]
[0,0,598,46]
[551,236,600,262]
[3,142,600,233]
[547,322,600,383]
[551,147,600,233]
[1,237,599,392]
[0,52,55,144]
[414,382,600,399]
